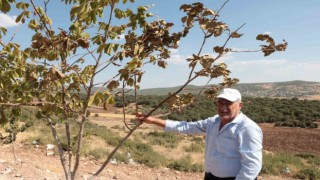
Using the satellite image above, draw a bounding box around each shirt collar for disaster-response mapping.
[229,112,244,124]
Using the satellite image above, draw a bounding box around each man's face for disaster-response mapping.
[216,98,242,122]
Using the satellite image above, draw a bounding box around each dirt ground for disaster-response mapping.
[0,143,205,180]
[260,123,320,155]
[0,106,319,180]
[0,143,290,180]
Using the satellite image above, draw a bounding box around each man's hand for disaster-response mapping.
[135,112,166,128]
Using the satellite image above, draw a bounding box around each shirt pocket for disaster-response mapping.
[217,137,240,157]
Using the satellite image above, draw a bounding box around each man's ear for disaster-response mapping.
[239,101,243,108]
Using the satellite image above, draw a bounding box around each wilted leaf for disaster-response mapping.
[275,40,288,51]
[77,39,89,49]
[230,32,243,38]
[203,9,217,16]
[213,46,224,54]
[256,34,270,41]
[107,80,119,91]
[181,16,187,23]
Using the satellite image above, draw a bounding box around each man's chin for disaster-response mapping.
[219,115,231,121]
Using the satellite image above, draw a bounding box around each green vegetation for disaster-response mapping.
[262,152,320,179]
[185,143,204,153]
[116,95,320,128]
[144,131,183,148]
[18,117,320,177]
[0,108,36,144]
[168,156,204,172]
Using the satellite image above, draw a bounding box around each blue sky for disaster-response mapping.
[1,0,320,89]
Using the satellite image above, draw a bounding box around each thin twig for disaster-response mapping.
[9,25,20,43]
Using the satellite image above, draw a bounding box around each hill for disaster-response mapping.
[136,80,320,99]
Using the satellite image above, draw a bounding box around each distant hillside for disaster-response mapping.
[86,80,320,99]
[136,80,320,99]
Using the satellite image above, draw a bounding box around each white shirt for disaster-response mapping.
[164,112,263,180]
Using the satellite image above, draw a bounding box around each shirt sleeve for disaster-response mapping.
[164,118,212,135]
[236,124,263,180]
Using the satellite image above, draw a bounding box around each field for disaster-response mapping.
[261,123,320,155]
[0,107,319,179]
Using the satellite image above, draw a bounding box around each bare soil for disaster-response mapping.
[0,143,205,180]
[260,123,320,155]
[0,143,290,180]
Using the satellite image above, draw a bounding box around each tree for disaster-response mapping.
[0,0,287,179]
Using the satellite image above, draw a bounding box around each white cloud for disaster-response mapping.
[168,49,188,64]
[169,49,236,65]
[225,59,320,83]
[228,58,287,66]
[0,13,18,28]
[114,34,125,41]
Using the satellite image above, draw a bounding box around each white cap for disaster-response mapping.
[217,88,241,102]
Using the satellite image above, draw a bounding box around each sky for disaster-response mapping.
[1,0,320,89]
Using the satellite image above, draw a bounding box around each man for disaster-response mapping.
[136,88,263,180]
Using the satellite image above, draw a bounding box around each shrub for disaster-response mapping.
[168,156,193,172]
[261,152,303,175]
[295,153,315,159]
[145,131,182,148]
[168,156,204,172]
[294,168,320,180]
[185,143,204,153]
[89,148,109,160]
[190,163,204,172]
[296,153,320,166]
[123,140,168,168]
[84,122,122,146]
[113,152,129,164]
[191,136,205,143]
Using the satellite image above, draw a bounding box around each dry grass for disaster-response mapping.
[88,112,205,164]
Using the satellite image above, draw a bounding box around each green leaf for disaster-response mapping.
[81,32,90,39]
[0,27,7,38]
[1,0,11,13]
[115,8,125,19]
[16,2,29,10]
[97,44,106,53]
[137,6,147,12]
[94,92,103,105]
[88,94,95,107]
[134,44,139,55]
[15,14,23,23]
[106,95,115,105]
[104,43,114,55]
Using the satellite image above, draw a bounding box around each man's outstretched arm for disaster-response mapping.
[136,113,166,128]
